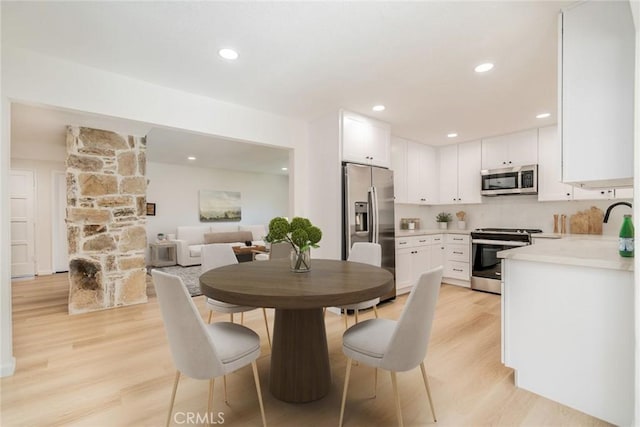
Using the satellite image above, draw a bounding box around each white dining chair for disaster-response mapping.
[254,241,291,261]
[202,244,272,349]
[339,242,382,329]
[338,266,443,427]
[152,270,267,427]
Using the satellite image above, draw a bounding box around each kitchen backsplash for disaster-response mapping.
[395,195,633,236]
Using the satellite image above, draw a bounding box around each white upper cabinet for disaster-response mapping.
[538,126,573,201]
[560,1,635,188]
[481,129,538,170]
[538,125,621,201]
[391,137,438,205]
[391,138,408,203]
[407,141,437,204]
[341,110,391,168]
[438,140,482,204]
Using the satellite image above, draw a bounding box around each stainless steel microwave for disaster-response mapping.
[480,165,538,196]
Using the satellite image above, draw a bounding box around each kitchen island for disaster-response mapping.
[498,236,633,426]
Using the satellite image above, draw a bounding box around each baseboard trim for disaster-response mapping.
[37,270,54,276]
[442,278,471,288]
[1,356,16,377]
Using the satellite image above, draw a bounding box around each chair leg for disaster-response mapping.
[262,308,272,349]
[390,371,404,427]
[373,304,379,318]
[240,312,244,325]
[207,310,213,324]
[207,377,215,415]
[339,358,353,427]
[166,371,181,427]
[420,362,437,422]
[229,313,234,323]
[343,311,348,330]
[223,375,229,405]
[354,309,359,324]
[251,361,267,427]
[373,368,377,398]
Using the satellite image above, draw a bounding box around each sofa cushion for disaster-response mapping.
[189,244,204,257]
[177,226,211,246]
[239,225,267,241]
[204,231,254,244]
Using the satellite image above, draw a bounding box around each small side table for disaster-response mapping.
[149,241,177,267]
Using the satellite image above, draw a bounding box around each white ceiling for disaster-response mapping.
[3,1,571,171]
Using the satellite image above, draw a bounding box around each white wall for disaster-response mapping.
[0,46,311,377]
[396,196,632,235]
[10,159,65,275]
[146,161,289,243]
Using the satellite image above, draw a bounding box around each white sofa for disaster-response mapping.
[175,224,267,266]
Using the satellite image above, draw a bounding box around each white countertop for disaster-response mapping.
[498,234,634,272]
[395,228,471,237]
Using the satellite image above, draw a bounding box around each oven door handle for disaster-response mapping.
[471,239,529,246]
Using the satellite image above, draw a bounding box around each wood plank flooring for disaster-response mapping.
[1,273,610,426]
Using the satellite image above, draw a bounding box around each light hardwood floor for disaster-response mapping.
[1,273,610,426]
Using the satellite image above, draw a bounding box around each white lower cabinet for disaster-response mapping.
[395,234,444,294]
[443,234,471,285]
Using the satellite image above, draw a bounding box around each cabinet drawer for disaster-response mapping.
[446,244,469,262]
[396,237,413,249]
[444,261,469,280]
[413,236,432,246]
[431,234,444,244]
[446,234,469,244]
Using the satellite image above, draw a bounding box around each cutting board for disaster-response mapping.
[569,207,603,234]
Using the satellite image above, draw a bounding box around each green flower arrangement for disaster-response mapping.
[266,217,322,270]
[435,212,452,223]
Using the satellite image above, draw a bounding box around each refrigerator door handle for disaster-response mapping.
[367,186,374,243]
[371,186,379,244]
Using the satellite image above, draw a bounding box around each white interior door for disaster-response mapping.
[10,170,35,278]
[52,171,69,273]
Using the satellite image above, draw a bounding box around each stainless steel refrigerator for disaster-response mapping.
[342,162,396,301]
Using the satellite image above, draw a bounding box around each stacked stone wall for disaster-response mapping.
[66,126,148,314]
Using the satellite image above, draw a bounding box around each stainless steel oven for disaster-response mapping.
[470,228,541,294]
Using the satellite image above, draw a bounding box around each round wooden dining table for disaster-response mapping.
[199,258,394,403]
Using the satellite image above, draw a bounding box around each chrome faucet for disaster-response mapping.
[603,201,632,223]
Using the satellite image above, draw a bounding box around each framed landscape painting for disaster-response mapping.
[199,190,241,222]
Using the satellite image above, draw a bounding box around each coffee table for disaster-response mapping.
[199,258,393,403]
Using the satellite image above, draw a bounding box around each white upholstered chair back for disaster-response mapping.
[152,270,225,379]
[269,242,291,260]
[347,242,382,267]
[381,266,443,372]
[201,243,238,274]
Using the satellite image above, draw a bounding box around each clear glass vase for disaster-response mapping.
[290,248,311,272]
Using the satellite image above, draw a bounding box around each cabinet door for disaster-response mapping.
[482,129,537,169]
[573,187,614,200]
[430,243,445,269]
[342,111,391,167]
[506,129,538,167]
[457,140,482,204]
[407,142,437,204]
[561,1,634,187]
[395,248,412,288]
[481,136,509,170]
[391,138,408,203]
[411,246,431,285]
[438,145,458,203]
[538,125,573,201]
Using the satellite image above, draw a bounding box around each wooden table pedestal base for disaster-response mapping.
[269,308,330,403]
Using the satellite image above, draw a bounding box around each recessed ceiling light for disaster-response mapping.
[536,113,551,119]
[187,156,196,160]
[281,167,288,171]
[218,48,238,60]
[447,133,458,138]
[372,105,386,112]
[474,62,494,73]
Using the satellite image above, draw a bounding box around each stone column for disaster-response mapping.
[66,126,148,314]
